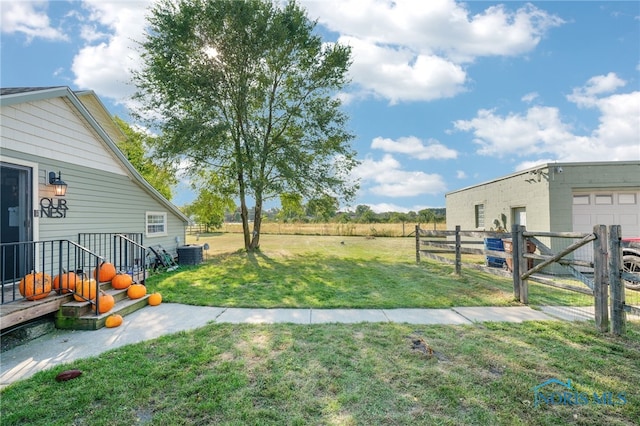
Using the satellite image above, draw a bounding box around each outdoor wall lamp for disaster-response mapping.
[48,171,68,196]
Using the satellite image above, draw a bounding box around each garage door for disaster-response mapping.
[572,191,640,238]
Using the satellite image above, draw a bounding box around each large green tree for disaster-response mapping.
[134,0,358,251]
[306,194,338,222]
[183,171,236,231]
[113,116,177,200]
[278,193,305,223]
[418,208,436,225]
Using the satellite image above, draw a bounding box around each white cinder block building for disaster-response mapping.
[446,161,640,238]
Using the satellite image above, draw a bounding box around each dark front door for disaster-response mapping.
[1,162,33,282]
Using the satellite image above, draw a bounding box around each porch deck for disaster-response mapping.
[1,268,147,332]
[1,233,149,332]
[0,286,73,332]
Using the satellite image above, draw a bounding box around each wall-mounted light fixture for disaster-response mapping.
[48,171,68,196]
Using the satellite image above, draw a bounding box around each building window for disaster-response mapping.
[572,195,590,205]
[146,212,167,237]
[619,194,637,205]
[595,195,613,205]
[475,204,485,228]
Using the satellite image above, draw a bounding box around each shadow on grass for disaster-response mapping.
[146,252,587,309]
[3,322,638,425]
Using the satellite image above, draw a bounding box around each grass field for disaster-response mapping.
[2,233,638,425]
[147,233,592,308]
[2,321,638,425]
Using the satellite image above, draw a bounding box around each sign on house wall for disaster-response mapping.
[39,198,68,218]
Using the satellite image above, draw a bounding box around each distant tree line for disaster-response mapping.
[223,203,445,226]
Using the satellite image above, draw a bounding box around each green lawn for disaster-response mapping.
[2,321,638,425]
[3,233,636,425]
[145,233,591,308]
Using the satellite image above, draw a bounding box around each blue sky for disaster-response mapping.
[2,1,639,212]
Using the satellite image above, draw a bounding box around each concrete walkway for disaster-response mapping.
[0,303,609,388]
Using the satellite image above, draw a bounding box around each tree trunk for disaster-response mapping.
[250,196,263,251]
[238,172,251,251]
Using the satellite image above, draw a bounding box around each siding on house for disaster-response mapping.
[1,96,126,175]
[75,91,126,145]
[1,87,189,258]
[446,161,640,236]
[445,167,552,233]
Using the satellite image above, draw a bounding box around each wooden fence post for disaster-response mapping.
[518,226,528,304]
[511,224,521,301]
[608,225,625,336]
[455,225,461,275]
[593,225,609,333]
[415,225,420,263]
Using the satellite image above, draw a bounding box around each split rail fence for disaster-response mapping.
[416,224,638,335]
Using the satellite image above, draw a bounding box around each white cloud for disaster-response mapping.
[19,0,563,108]
[366,202,444,213]
[342,36,467,103]
[351,154,402,181]
[79,24,109,43]
[371,136,458,159]
[453,73,640,164]
[366,203,410,214]
[590,91,640,152]
[304,0,563,103]
[454,106,580,157]
[514,159,556,171]
[352,154,447,197]
[567,72,626,107]
[0,1,68,42]
[521,92,539,103]
[305,1,563,61]
[456,170,467,179]
[70,1,151,106]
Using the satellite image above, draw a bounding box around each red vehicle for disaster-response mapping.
[622,237,640,291]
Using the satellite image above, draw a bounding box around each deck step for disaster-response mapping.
[58,287,129,318]
[56,294,150,330]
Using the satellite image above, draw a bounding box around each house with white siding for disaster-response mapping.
[1,86,190,284]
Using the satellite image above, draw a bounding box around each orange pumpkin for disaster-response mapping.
[19,272,53,301]
[127,284,147,299]
[74,278,98,302]
[93,262,117,282]
[53,272,78,294]
[148,292,162,306]
[97,291,115,314]
[105,314,123,328]
[111,273,133,290]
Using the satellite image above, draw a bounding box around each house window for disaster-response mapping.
[475,204,485,228]
[595,195,613,205]
[146,212,167,237]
